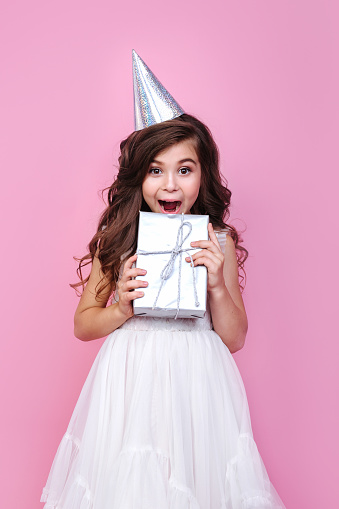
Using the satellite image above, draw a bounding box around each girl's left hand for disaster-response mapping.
[185,223,225,293]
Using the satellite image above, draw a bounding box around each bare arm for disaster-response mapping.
[186,225,248,353]
[74,251,148,341]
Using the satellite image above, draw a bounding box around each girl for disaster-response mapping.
[41,54,285,509]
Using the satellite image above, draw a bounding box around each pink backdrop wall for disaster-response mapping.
[1,1,338,507]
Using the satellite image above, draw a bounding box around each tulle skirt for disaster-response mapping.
[41,317,285,508]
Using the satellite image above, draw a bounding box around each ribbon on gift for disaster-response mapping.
[137,214,200,319]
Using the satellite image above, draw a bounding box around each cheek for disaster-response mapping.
[141,180,150,196]
[142,179,156,201]
[191,175,201,198]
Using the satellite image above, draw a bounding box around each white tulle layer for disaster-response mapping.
[41,320,285,508]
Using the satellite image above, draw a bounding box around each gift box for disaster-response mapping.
[133,211,209,319]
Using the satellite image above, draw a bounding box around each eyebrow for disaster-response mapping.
[151,158,197,165]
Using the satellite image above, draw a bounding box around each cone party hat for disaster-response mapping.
[132,50,184,131]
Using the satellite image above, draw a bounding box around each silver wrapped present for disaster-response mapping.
[133,211,209,319]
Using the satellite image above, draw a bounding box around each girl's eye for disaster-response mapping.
[178,167,191,175]
[149,167,162,175]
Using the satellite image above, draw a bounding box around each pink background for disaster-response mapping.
[1,1,338,507]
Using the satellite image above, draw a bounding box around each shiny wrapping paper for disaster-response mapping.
[133,212,209,318]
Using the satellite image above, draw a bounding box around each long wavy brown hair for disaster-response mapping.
[70,114,248,300]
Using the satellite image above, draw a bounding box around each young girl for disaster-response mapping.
[41,54,285,508]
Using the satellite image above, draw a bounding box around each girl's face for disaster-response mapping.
[142,140,201,215]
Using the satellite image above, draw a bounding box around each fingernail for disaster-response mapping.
[190,241,197,246]
[185,257,190,262]
[139,291,144,296]
[141,269,147,274]
[142,281,148,286]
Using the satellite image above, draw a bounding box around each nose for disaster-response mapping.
[163,172,178,192]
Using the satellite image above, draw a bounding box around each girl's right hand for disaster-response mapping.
[116,254,148,319]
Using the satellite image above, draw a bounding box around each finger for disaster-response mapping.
[189,256,219,271]
[208,223,222,250]
[126,253,138,263]
[123,279,148,291]
[190,239,221,255]
[123,289,145,301]
[119,291,144,311]
[123,253,138,271]
[186,248,223,264]
[123,267,147,280]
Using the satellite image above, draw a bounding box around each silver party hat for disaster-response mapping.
[132,50,184,131]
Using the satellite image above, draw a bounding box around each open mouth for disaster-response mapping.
[158,200,182,214]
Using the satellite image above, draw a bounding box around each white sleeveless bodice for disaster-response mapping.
[119,305,213,332]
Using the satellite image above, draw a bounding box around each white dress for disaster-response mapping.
[41,232,285,508]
